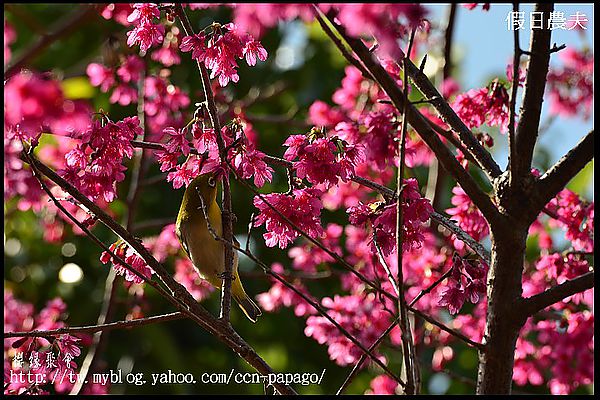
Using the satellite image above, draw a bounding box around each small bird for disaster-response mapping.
[175,173,262,322]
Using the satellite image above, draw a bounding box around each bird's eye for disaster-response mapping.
[208,177,216,187]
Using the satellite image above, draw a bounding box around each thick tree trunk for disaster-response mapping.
[476,224,528,394]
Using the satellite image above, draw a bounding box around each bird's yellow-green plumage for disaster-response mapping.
[175,173,262,323]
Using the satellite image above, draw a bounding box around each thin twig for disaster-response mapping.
[396,27,419,394]
[4,312,185,338]
[336,317,400,395]
[409,268,453,308]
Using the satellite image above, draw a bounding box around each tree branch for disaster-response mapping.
[396,27,419,394]
[519,272,594,318]
[507,2,521,185]
[4,312,185,339]
[336,317,400,395]
[532,129,594,211]
[512,3,554,183]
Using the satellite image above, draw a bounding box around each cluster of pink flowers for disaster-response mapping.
[288,224,343,274]
[58,116,142,203]
[451,80,509,133]
[5,71,91,141]
[304,293,394,366]
[179,22,267,86]
[253,188,324,249]
[283,132,365,188]
[4,291,107,395]
[546,189,594,252]
[256,263,317,317]
[347,178,433,256]
[547,48,593,120]
[100,240,154,284]
[126,3,164,52]
[445,185,490,250]
[438,253,487,315]
[334,4,427,59]
[87,58,190,139]
[535,253,590,284]
[232,144,273,188]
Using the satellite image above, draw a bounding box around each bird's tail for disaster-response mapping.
[232,280,262,323]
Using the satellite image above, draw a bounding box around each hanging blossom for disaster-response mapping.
[232,144,273,188]
[125,3,164,52]
[545,188,594,252]
[451,79,509,133]
[180,22,267,87]
[59,116,142,203]
[283,130,365,188]
[100,240,154,284]
[347,178,433,256]
[546,47,593,120]
[438,253,488,315]
[253,187,324,249]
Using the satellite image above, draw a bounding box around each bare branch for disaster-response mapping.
[4,312,185,339]
[532,129,594,211]
[512,3,554,182]
[337,318,400,395]
[520,272,594,318]
[396,26,419,394]
[507,2,521,185]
